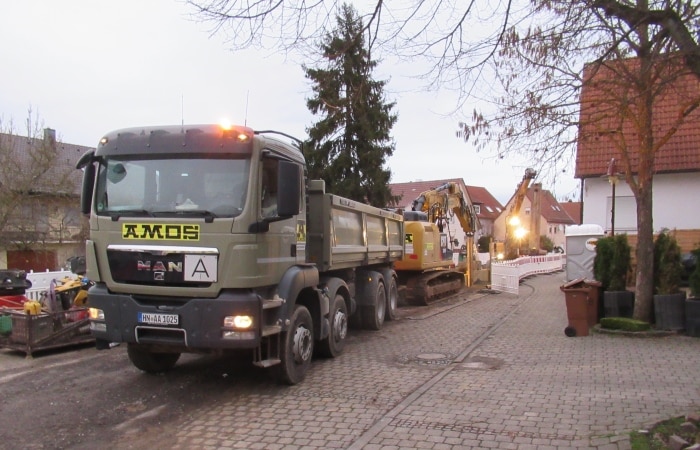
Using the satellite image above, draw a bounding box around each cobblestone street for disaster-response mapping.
[165,273,700,449]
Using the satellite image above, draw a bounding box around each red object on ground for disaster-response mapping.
[0,295,28,308]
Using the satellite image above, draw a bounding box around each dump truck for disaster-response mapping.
[77,124,404,384]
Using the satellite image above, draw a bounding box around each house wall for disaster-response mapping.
[545,222,567,250]
[1,243,84,271]
[479,218,495,237]
[582,172,700,235]
[494,197,568,251]
[493,197,531,244]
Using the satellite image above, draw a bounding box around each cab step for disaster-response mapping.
[263,298,285,309]
[262,325,282,336]
[253,358,281,368]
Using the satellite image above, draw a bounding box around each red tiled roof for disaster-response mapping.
[0,130,89,195]
[388,179,464,209]
[526,188,576,225]
[560,201,582,225]
[464,185,504,221]
[388,179,503,222]
[575,56,700,178]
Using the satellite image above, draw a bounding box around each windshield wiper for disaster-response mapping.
[152,209,218,223]
[107,209,154,221]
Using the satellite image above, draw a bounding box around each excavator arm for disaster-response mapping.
[411,182,478,234]
[510,168,537,217]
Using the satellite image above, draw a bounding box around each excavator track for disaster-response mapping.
[401,270,465,306]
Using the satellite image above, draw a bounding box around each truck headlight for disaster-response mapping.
[89,308,104,320]
[224,315,253,329]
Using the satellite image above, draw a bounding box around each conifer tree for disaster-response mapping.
[303,4,398,208]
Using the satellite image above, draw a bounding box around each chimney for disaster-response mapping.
[43,128,56,148]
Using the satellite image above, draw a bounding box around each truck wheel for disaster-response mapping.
[384,274,399,321]
[276,305,314,385]
[316,294,348,358]
[361,277,386,331]
[127,344,180,373]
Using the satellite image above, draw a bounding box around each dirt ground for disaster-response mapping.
[0,343,270,449]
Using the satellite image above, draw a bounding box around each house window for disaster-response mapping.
[64,207,82,227]
[525,207,531,215]
[38,202,56,232]
[473,205,481,214]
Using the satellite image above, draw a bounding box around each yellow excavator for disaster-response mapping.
[394,182,479,305]
[505,168,537,258]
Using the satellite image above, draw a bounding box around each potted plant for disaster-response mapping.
[685,247,700,337]
[652,230,686,330]
[594,234,634,318]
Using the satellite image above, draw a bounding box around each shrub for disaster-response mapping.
[594,236,613,290]
[599,317,651,332]
[540,235,554,253]
[594,234,630,291]
[653,229,683,295]
[690,247,700,298]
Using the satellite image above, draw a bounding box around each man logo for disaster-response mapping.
[122,224,200,241]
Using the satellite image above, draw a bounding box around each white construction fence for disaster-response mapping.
[490,254,565,295]
[24,270,75,301]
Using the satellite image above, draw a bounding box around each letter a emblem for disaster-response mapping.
[184,254,217,282]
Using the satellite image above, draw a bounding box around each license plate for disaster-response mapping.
[138,312,179,326]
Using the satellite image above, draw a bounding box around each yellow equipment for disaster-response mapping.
[411,182,477,236]
[505,168,537,258]
[395,182,479,305]
[53,276,91,309]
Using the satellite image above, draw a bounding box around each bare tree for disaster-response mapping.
[457,1,700,320]
[187,0,700,321]
[0,111,81,256]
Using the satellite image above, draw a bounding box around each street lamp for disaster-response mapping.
[606,158,619,236]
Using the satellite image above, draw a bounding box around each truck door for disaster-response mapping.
[258,156,303,281]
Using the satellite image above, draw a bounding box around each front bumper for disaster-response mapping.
[88,283,262,350]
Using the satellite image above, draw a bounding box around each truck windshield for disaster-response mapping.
[94,156,250,218]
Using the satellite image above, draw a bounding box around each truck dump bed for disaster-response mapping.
[306,180,404,272]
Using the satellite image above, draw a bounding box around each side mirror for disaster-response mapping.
[277,160,301,217]
[77,150,96,215]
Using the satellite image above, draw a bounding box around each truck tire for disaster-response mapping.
[361,273,386,331]
[127,344,180,373]
[316,294,348,358]
[276,305,314,385]
[384,272,399,321]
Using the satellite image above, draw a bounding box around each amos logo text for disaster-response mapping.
[122,224,200,241]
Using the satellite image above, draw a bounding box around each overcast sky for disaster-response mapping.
[2,0,580,205]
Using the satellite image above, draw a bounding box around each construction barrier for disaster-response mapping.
[491,254,564,295]
[25,270,75,301]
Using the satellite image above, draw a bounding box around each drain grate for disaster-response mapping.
[398,352,455,366]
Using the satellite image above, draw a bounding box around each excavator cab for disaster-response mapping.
[394,211,465,305]
[395,218,453,272]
